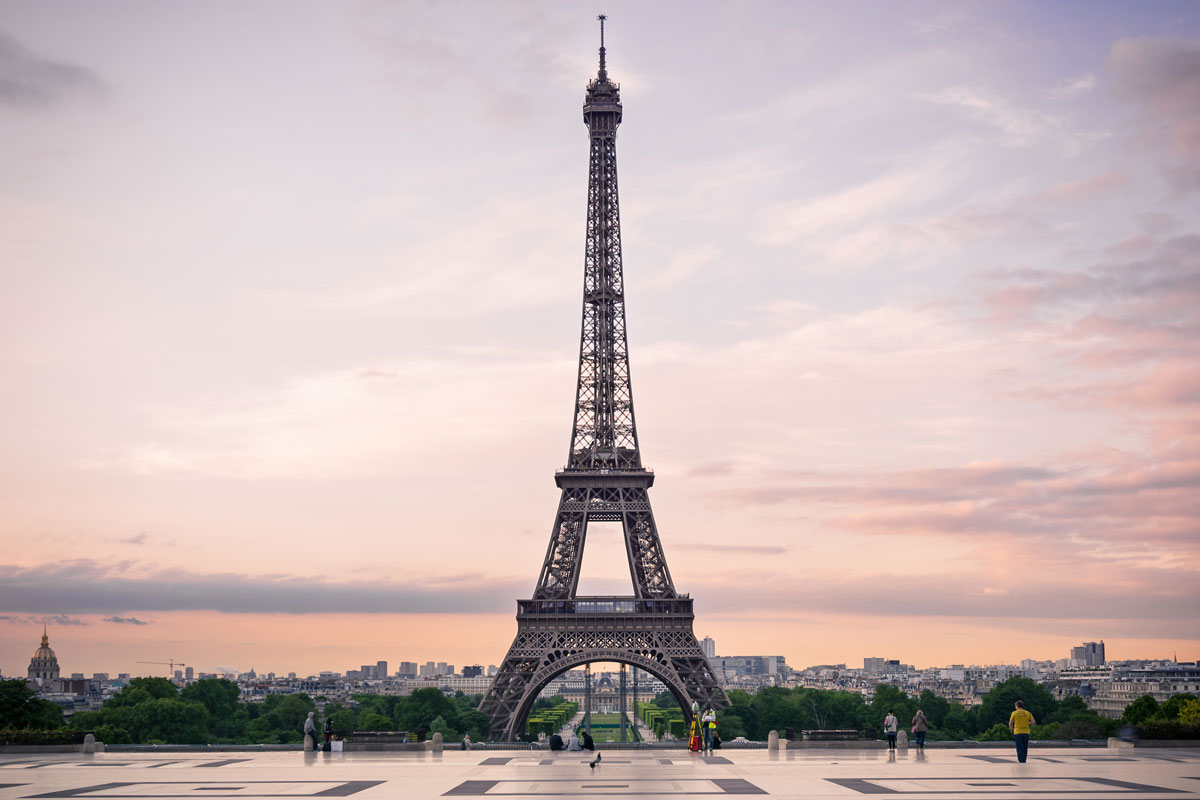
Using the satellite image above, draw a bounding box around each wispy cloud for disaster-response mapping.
[1049,73,1097,99]
[0,28,106,109]
[0,613,89,626]
[0,560,525,615]
[678,543,787,555]
[103,615,150,625]
[1108,36,1200,193]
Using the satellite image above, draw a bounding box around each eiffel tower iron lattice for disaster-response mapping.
[479,17,728,741]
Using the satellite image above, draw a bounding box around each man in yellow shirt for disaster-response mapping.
[1008,700,1036,763]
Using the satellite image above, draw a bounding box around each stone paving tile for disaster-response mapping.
[0,748,1196,799]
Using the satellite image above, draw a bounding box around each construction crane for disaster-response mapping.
[137,660,187,676]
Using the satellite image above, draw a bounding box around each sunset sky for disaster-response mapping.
[2,0,1198,680]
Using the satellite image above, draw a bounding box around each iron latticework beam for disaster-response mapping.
[480,17,726,741]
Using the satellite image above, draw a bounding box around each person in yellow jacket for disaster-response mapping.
[701,707,717,755]
[1008,700,1036,763]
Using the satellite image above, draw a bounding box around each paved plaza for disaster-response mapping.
[2,747,1198,800]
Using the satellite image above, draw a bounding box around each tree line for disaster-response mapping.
[0,678,489,745]
[3,676,1197,744]
[715,677,1199,741]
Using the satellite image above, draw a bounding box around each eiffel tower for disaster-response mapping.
[479,17,728,741]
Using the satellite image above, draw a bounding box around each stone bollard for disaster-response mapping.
[304,734,315,752]
[767,730,779,752]
[83,733,95,754]
[431,732,443,753]
[897,730,908,750]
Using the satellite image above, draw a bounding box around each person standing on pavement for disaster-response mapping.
[911,709,928,751]
[303,712,320,751]
[701,707,717,756]
[1008,700,1036,763]
[883,710,898,750]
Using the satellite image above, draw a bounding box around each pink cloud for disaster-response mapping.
[1108,36,1200,192]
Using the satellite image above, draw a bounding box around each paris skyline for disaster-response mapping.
[3,0,1199,678]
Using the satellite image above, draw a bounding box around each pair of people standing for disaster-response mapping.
[882,709,929,750]
[302,712,332,752]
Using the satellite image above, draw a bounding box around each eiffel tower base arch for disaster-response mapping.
[479,597,725,741]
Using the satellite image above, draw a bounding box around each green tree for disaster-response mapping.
[429,714,458,739]
[868,685,916,738]
[916,690,950,730]
[1055,716,1105,739]
[457,709,491,741]
[977,677,1056,730]
[180,679,242,740]
[652,691,679,709]
[130,698,210,744]
[327,709,357,733]
[106,677,179,708]
[715,710,745,738]
[938,702,979,740]
[1178,698,1200,725]
[1050,696,1089,723]
[0,679,64,730]
[359,712,392,731]
[978,722,1011,742]
[1121,694,1159,725]
[397,688,459,734]
[1155,693,1198,721]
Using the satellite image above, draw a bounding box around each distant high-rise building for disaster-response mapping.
[376,660,388,678]
[27,626,60,683]
[420,662,437,678]
[1072,641,1105,667]
[701,637,716,659]
[185,666,194,680]
[487,665,497,677]
[463,665,483,678]
[863,657,885,674]
[288,672,297,680]
[399,662,418,678]
[174,670,183,680]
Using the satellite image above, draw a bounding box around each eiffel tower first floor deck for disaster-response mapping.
[3,746,1198,800]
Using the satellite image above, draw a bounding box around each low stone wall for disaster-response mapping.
[0,743,102,754]
[1,734,101,754]
[342,742,429,752]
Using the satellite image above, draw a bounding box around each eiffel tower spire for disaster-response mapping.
[479,18,726,742]
[571,13,637,471]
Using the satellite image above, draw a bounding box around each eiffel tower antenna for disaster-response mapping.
[478,19,726,741]
[597,14,608,81]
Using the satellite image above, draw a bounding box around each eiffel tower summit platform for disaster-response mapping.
[477,16,726,742]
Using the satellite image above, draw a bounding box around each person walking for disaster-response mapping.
[303,712,320,751]
[461,733,471,750]
[883,710,899,750]
[911,709,928,751]
[323,717,333,752]
[701,707,717,756]
[1008,700,1036,763]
